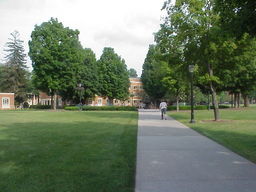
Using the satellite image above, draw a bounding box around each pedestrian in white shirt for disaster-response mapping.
[159,100,167,120]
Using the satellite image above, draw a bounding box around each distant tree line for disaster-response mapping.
[141,0,256,120]
[0,18,136,109]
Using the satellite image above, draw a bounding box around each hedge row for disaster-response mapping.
[30,105,52,109]
[64,106,137,111]
[167,105,230,111]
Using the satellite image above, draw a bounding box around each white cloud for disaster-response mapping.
[0,0,166,76]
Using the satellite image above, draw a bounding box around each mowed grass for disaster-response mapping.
[0,111,138,192]
[169,106,256,163]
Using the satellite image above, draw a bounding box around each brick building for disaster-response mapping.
[88,78,144,107]
[0,93,15,110]
[27,78,144,107]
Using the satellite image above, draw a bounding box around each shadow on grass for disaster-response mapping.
[0,120,137,192]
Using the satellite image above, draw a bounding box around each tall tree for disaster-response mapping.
[29,18,84,109]
[0,31,29,105]
[155,23,188,111]
[215,0,256,107]
[160,0,222,120]
[141,45,167,105]
[128,68,138,78]
[78,48,99,101]
[97,47,129,104]
[58,48,99,103]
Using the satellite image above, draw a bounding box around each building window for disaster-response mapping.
[2,97,10,108]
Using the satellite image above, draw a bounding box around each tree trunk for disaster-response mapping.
[238,93,241,108]
[176,96,179,112]
[53,92,57,110]
[208,67,220,121]
[243,94,249,107]
[37,94,40,105]
[234,93,237,108]
[208,92,211,110]
[51,95,54,109]
[231,93,234,108]
[210,84,220,121]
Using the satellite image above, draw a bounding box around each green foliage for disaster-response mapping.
[23,102,29,108]
[60,48,99,102]
[215,0,256,37]
[0,31,29,104]
[80,48,99,98]
[128,68,138,78]
[29,18,84,107]
[64,106,80,110]
[97,47,130,103]
[30,105,51,109]
[141,45,167,102]
[65,106,137,111]
[83,106,137,111]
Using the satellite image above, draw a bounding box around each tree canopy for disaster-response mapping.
[0,31,29,105]
[141,45,167,103]
[140,0,256,119]
[97,47,130,103]
[29,18,84,109]
[128,68,138,78]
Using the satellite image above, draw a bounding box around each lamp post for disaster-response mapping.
[189,65,195,123]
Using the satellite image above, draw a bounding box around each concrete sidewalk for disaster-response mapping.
[135,109,256,192]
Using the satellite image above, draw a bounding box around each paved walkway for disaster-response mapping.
[135,109,256,192]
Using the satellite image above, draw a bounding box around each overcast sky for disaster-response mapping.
[0,0,168,76]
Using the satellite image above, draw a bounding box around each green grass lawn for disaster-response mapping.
[0,111,138,192]
[169,106,256,163]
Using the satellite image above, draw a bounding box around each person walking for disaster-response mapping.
[159,100,167,120]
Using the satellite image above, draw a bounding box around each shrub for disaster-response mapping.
[82,106,137,111]
[23,102,29,109]
[64,106,80,111]
[64,105,137,111]
[30,105,51,109]
[218,105,230,109]
[168,106,191,110]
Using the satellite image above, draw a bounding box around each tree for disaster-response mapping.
[215,0,256,107]
[160,0,222,120]
[58,48,99,104]
[97,47,129,104]
[155,23,189,111]
[141,45,167,105]
[215,0,256,37]
[29,18,84,109]
[78,48,99,101]
[0,31,29,105]
[128,68,138,78]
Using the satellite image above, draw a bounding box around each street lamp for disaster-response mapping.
[189,65,195,123]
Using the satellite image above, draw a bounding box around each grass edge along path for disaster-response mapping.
[169,107,256,163]
[0,111,138,192]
